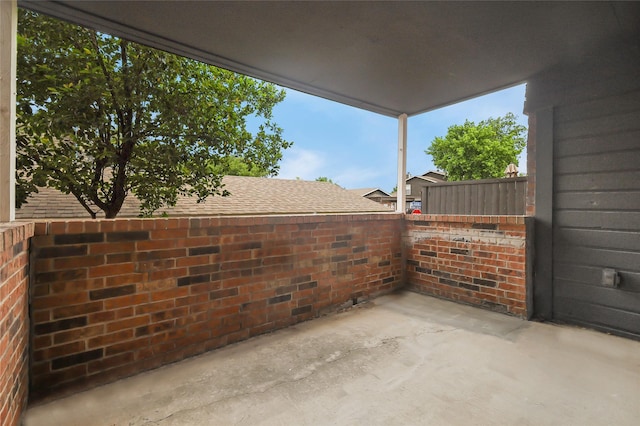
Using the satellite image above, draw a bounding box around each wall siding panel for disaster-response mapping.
[551,81,640,337]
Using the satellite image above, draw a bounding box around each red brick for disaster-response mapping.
[176,255,210,267]
[149,229,188,240]
[103,294,149,310]
[50,278,105,294]
[89,242,135,255]
[188,281,221,295]
[106,316,150,333]
[88,352,134,374]
[88,330,135,349]
[114,307,135,319]
[88,310,117,324]
[135,239,177,251]
[148,267,187,281]
[48,221,67,234]
[135,299,175,315]
[106,274,143,287]
[136,259,176,273]
[32,292,89,310]
[137,278,175,292]
[151,307,188,322]
[82,221,101,233]
[52,301,103,320]
[33,310,50,323]
[176,312,206,327]
[53,324,105,345]
[88,263,136,278]
[106,252,134,264]
[149,287,188,302]
[33,341,86,362]
[105,336,150,356]
[34,222,48,235]
[189,302,210,315]
[54,255,105,270]
[176,293,208,307]
[33,335,52,349]
[113,220,132,232]
[182,236,214,247]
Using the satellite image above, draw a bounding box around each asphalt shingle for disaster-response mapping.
[16,176,392,219]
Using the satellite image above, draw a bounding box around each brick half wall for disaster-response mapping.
[29,214,403,399]
[404,215,530,317]
[0,223,34,426]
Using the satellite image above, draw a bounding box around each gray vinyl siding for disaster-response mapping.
[552,86,640,337]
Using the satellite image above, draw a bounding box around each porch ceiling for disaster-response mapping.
[18,1,640,117]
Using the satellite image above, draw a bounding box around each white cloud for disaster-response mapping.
[276,148,326,180]
[334,167,387,189]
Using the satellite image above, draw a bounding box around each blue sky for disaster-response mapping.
[271,83,528,193]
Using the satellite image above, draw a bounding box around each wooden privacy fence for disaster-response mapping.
[420,177,527,215]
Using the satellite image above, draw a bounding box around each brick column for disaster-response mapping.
[0,222,34,426]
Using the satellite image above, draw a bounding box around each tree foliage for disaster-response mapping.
[425,113,526,181]
[16,10,291,218]
[315,176,343,188]
[315,176,335,184]
[210,156,269,178]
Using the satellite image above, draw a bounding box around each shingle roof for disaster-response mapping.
[16,176,392,219]
[421,171,447,181]
[347,188,390,197]
[407,176,442,184]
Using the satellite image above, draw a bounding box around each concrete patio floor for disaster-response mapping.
[24,292,640,426]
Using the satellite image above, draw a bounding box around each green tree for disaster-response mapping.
[315,177,343,187]
[315,176,334,184]
[425,113,526,181]
[16,10,291,218]
[210,156,269,177]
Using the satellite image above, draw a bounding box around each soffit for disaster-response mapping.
[18,1,640,117]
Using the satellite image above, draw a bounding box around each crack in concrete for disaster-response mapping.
[423,328,457,333]
[415,327,459,337]
[136,338,399,425]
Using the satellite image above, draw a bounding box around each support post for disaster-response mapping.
[0,0,17,222]
[533,106,554,320]
[396,113,407,213]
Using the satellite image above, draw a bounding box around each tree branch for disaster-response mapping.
[89,32,126,137]
[68,186,98,219]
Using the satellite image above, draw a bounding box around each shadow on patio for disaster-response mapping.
[23,292,640,425]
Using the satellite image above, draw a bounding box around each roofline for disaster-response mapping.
[361,188,390,197]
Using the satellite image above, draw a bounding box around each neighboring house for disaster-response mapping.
[348,188,394,210]
[384,192,416,212]
[16,176,392,219]
[405,171,446,211]
[348,188,390,199]
[421,171,447,181]
[348,172,446,211]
